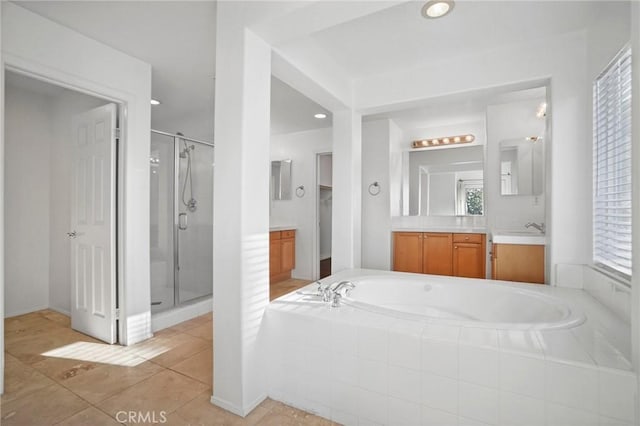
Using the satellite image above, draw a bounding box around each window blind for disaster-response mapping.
[593,45,632,279]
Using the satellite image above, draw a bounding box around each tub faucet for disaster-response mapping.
[525,222,545,233]
[329,281,355,307]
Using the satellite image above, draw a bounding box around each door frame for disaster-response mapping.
[313,151,332,280]
[1,63,126,341]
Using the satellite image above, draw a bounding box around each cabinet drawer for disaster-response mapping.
[453,233,483,244]
[270,231,281,241]
[281,230,296,239]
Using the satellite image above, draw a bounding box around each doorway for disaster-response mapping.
[317,153,332,279]
[4,71,119,344]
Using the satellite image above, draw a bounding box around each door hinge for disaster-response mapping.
[115,308,120,320]
[114,128,121,139]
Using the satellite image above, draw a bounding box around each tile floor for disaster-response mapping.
[2,278,332,426]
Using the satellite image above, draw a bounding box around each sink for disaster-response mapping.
[492,230,546,245]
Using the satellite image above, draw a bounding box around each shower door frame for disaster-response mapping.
[151,129,214,308]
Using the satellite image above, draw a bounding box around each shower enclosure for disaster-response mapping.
[150,130,214,313]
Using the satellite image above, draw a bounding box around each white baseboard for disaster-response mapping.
[211,393,267,417]
[4,304,49,318]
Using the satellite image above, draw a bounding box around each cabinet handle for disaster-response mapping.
[454,246,458,249]
[464,236,469,240]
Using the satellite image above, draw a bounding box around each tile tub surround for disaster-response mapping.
[263,269,637,426]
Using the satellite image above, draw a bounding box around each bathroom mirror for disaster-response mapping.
[271,159,292,200]
[407,146,484,216]
[499,137,544,196]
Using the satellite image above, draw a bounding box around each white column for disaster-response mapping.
[211,2,271,415]
[0,0,5,396]
[332,109,362,272]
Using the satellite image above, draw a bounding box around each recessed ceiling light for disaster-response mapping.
[422,0,454,19]
[150,99,161,105]
[314,113,327,119]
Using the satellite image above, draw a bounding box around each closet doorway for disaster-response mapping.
[317,153,332,279]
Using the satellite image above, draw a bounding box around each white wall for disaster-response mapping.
[361,120,393,270]
[4,85,52,317]
[270,128,332,279]
[2,2,152,344]
[486,98,547,231]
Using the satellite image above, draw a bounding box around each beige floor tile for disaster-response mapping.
[1,383,88,426]
[6,328,100,365]
[145,334,210,368]
[40,310,72,327]
[1,353,56,403]
[55,407,121,426]
[31,356,101,382]
[62,361,164,404]
[174,391,269,426]
[97,369,208,417]
[184,322,213,341]
[170,348,212,386]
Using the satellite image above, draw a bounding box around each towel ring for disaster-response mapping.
[295,185,305,198]
[368,181,381,196]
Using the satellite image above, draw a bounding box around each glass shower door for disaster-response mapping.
[176,139,214,304]
[150,133,176,313]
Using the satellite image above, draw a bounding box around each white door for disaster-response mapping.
[70,104,117,344]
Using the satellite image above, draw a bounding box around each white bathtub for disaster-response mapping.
[340,275,585,330]
[265,269,636,426]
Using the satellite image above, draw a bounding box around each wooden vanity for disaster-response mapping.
[270,229,296,283]
[491,243,545,284]
[393,231,486,279]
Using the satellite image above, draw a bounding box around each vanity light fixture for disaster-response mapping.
[526,136,541,142]
[412,134,475,149]
[150,99,161,106]
[422,0,455,19]
[314,113,327,119]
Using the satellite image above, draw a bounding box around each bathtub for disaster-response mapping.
[338,275,585,330]
[263,269,636,426]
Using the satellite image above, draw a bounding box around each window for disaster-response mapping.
[593,45,632,279]
[456,179,483,216]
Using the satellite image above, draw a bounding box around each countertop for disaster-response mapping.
[392,227,487,234]
[270,225,297,231]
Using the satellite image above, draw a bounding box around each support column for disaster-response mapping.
[332,109,362,272]
[211,2,271,416]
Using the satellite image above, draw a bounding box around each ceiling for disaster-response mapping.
[14,0,626,139]
[14,1,333,139]
[285,1,618,79]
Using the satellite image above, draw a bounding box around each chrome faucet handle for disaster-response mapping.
[330,280,355,296]
[316,281,332,302]
[331,293,343,308]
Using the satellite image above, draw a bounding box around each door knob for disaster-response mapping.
[67,231,77,238]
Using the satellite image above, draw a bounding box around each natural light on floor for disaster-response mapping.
[41,341,171,367]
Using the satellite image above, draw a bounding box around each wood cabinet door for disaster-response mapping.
[423,233,453,276]
[393,232,423,273]
[493,244,545,284]
[453,243,485,278]
[270,239,282,277]
[281,237,295,272]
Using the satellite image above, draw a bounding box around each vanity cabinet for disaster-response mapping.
[423,233,453,276]
[270,230,296,283]
[452,233,486,279]
[491,243,544,284]
[393,232,486,279]
[392,232,424,273]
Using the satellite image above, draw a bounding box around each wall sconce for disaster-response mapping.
[411,134,475,149]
